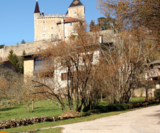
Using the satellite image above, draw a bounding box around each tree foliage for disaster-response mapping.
[97,0,160,45]
[8,50,19,71]
[20,50,26,73]
[98,16,116,30]
[89,20,95,32]
[21,39,26,44]
[32,21,101,112]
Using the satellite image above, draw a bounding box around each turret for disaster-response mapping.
[34,0,40,41]
[34,0,40,20]
[68,0,85,19]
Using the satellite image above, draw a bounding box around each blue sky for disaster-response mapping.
[0,0,104,46]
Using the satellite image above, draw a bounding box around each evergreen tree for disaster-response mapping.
[21,39,26,44]
[0,44,4,49]
[8,50,20,71]
[89,20,95,32]
[20,50,26,73]
[98,16,116,30]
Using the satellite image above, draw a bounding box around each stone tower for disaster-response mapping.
[34,0,40,41]
[33,0,85,42]
[67,0,85,19]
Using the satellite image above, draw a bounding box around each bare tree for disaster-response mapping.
[31,21,102,112]
[97,30,155,104]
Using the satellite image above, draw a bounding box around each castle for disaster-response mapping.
[34,0,85,41]
[0,0,86,60]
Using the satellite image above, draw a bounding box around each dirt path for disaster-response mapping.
[43,105,160,133]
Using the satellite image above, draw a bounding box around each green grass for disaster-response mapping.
[130,97,146,103]
[37,127,63,133]
[3,109,135,133]
[0,97,151,133]
[0,100,63,121]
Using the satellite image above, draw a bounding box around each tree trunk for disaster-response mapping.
[145,87,148,101]
[101,94,103,102]
[32,100,34,111]
[27,103,30,113]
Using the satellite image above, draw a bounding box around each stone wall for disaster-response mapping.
[0,40,57,60]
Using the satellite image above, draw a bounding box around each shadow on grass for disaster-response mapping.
[94,104,129,113]
[35,108,62,113]
[0,106,20,111]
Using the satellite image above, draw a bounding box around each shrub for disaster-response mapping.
[155,89,160,101]
[87,109,100,114]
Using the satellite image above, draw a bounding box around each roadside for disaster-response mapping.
[42,105,160,133]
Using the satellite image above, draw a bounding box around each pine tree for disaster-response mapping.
[21,39,26,44]
[20,50,26,73]
[98,16,116,30]
[8,50,20,71]
[89,20,95,32]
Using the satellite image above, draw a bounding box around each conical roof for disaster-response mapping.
[69,0,84,8]
[34,1,40,13]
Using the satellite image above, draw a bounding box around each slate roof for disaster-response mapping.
[34,1,40,13]
[57,17,79,24]
[69,0,84,8]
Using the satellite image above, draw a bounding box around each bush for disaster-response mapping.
[94,103,129,113]
[155,89,160,101]
[87,109,100,114]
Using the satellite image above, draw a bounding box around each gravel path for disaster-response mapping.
[43,105,160,133]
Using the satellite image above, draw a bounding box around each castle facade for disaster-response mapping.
[34,0,85,41]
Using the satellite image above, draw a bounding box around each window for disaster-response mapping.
[43,26,46,31]
[65,23,67,27]
[73,11,77,15]
[34,58,44,71]
[51,27,53,30]
[61,73,72,81]
[43,20,45,24]
[51,20,53,23]
[83,54,93,63]
[70,23,73,26]
[70,30,72,33]
[51,34,53,38]
[43,34,46,39]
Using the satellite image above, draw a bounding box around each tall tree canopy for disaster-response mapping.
[97,0,160,38]
[98,16,116,30]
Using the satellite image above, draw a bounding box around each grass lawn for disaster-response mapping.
[0,100,63,121]
[130,97,146,103]
[2,109,136,133]
[0,97,147,133]
[37,127,63,133]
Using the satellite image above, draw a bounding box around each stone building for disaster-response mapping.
[34,0,85,41]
